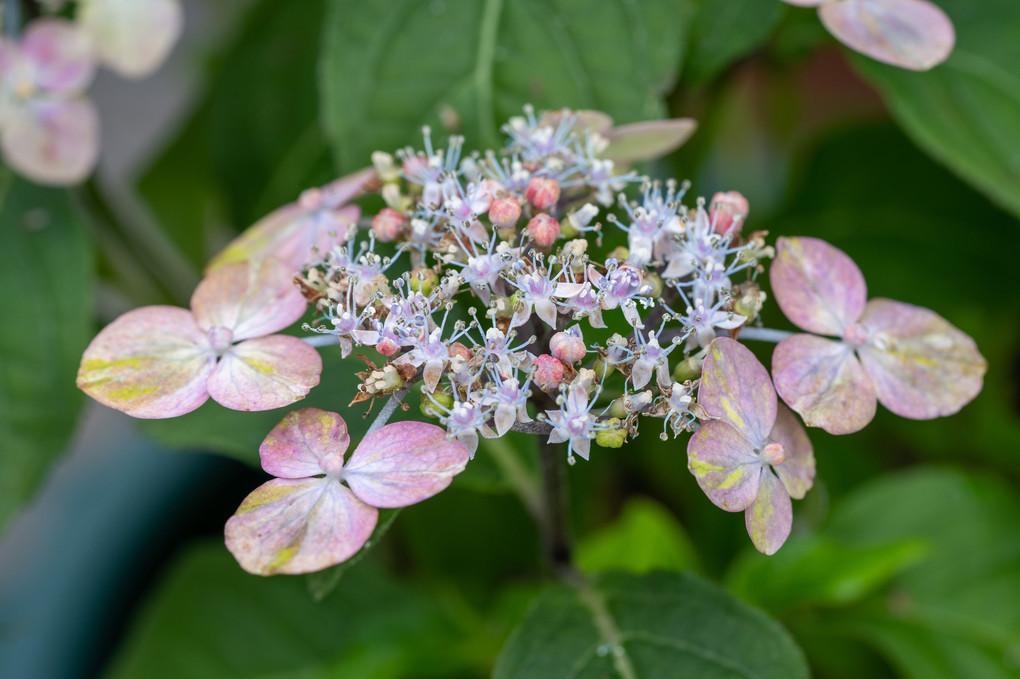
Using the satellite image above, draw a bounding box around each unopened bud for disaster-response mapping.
[643,272,664,298]
[488,197,521,229]
[550,330,586,364]
[527,213,560,248]
[710,191,749,236]
[533,354,565,391]
[592,356,615,381]
[376,336,400,356]
[608,246,629,262]
[449,341,473,362]
[595,419,627,448]
[408,267,438,295]
[762,442,787,466]
[372,208,404,242]
[525,177,561,210]
[672,355,704,382]
[371,151,401,183]
[421,389,453,419]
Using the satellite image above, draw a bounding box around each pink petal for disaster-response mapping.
[190,258,308,340]
[604,118,698,164]
[772,334,877,435]
[224,478,377,576]
[699,337,777,447]
[78,0,182,78]
[76,306,214,418]
[343,421,470,508]
[767,404,816,500]
[745,467,793,556]
[21,18,95,93]
[259,408,350,479]
[320,166,377,207]
[206,335,322,412]
[857,298,986,420]
[820,0,955,71]
[538,109,614,137]
[687,420,763,512]
[207,167,374,273]
[771,237,867,336]
[1,99,99,185]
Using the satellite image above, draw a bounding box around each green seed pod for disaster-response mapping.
[595,419,627,448]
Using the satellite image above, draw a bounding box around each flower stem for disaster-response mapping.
[367,390,406,434]
[537,435,572,571]
[736,327,795,343]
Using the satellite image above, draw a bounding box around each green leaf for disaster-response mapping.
[305,507,401,602]
[851,0,1020,219]
[683,0,784,87]
[321,0,694,171]
[0,173,93,531]
[575,497,701,574]
[726,536,926,615]
[139,0,333,269]
[107,541,476,679]
[494,571,809,678]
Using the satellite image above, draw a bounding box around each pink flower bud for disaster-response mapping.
[489,197,521,229]
[372,208,404,242]
[376,337,400,356]
[550,330,586,364]
[525,177,561,210]
[449,342,473,362]
[710,191,749,236]
[533,354,565,391]
[526,213,560,248]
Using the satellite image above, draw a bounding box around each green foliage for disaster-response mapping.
[106,542,483,679]
[0,172,93,531]
[494,570,809,678]
[730,469,1020,679]
[851,0,1020,219]
[683,0,784,87]
[139,0,332,269]
[575,497,701,574]
[321,0,694,170]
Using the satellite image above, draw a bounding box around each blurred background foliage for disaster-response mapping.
[1,0,1018,677]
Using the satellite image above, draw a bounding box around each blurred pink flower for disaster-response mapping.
[0,18,98,184]
[77,0,182,78]
[225,408,469,575]
[782,0,955,71]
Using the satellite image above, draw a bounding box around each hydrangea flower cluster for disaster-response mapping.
[77,106,986,566]
[0,0,181,185]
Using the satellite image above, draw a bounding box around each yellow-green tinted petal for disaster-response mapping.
[745,468,793,556]
[76,306,214,418]
[699,337,776,446]
[687,420,762,512]
[225,478,377,576]
[206,335,321,412]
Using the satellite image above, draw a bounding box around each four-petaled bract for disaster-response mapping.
[770,236,986,435]
[687,338,815,555]
[0,19,99,185]
[225,408,470,575]
[781,0,955,71]
[76,257,322,418]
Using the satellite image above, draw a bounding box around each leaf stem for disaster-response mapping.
[570,571,638,679]
[537,434,572,571]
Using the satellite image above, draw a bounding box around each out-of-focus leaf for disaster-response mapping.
[575,497,701,574]
[321,0,694,170]
[139,0,332,269]
[683,0,784,86]
[0,172,93,531]
[852,0,1020,219]
[494,571,809,678]
[727,536,925,614]
[106,541,477,679]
